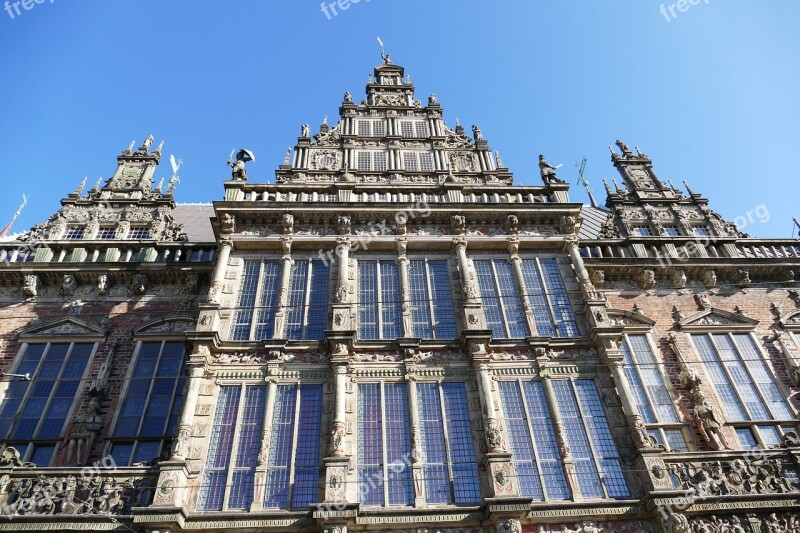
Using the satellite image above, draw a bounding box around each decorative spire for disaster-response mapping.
[91,177,102,193]
[167,175,179,194]
[73,176,87,196]
[603,178,613,195]
[283,148,292,166]
[124,140,135,155]
[683,180,697,196]
[154,140,164,156]
[495,150,504,168]
[608,145,619,160]
[0,194,27,238]
[613,178,622,193]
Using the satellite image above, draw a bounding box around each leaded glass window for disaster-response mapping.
[110,341,187,465]
[552,380,629,499]
[498,381,570,500]
[356,151,388,172]
[98,227,117,240]
[400,121,414,138]
[358,260,403,340]
[357,383,414,506]
[409,259,457,339]
[403,152,419,172]
[414,122,430,138]
[230,259,281,341]
[692,333,795,449]
[620,335,686,451]
[284,259,330,340]
[63,226,85,240]
[416,382,480,504]
[197,385,266,510]
[263,384,323,509]
[129,227,151,239]
[474,259,528,338]
[0,342,94,466]
[520,258,580,337]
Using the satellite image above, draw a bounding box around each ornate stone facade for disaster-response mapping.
[1,59,799,533]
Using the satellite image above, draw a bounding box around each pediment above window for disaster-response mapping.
[779,309,800,330]
[606,309,655,332]
[134,316,196,336]
[678,308,758,332]
[17,317,107,340]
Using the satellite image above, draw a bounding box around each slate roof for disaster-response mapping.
[578,205,609,240]
[174,204,216,243]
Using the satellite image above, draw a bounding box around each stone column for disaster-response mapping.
[331,237,353,331]
[396,238,412,337]
[454,237,485,330]
[273,237,293,338]
[540,372,579,499]
[508,239,537,335]
[405,373,425,507]
[252,375,278,510]
[323,364,350,503]
[476,362,519,498]
[208,238,232,305]
[151,344,211,509]
[604,343,654,450]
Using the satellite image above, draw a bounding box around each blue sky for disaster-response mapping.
[0,1,798,238]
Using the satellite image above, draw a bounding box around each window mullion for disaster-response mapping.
[249,261,266,341]
[710,334,753,420]
[222,387,247,510]
[301,260,313,339]
[380,382,389,505]
[736,332,779,420]
[287,385,302,508]
[436,383,456,503]
[376,262,384,339]
[424,260,437,338]
[491,261,511,338]
[517,379,547,499]
[573,379,609,499]
[536,258,560,333]
[33,342,73,440]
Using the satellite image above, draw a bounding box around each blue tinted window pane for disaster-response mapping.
[254,260,282,340]
[306,260,330,340]
[441,383,480,503]
[732,334,793,420]
[624,336,679,423]
[359,261,379,339]
[663,429,688,452]
[264,385,297,508]
[693,335,749,421]
[385,384,414,505]
[358,383,384,505]
[110,443,133,466]
[291,385,323,508]
[521,381,571,499]
[475,260,506,337]
[498,381,544,500]
[494,260,528,338]
[620,339,657,424]
[229,386,266,510]
[30,445,55,466]
[230,260,260,340]
[539,259,579,337]
[198,386,241,511]
[573,380,629,498]
[285,260,309,340]
[380,261,402,339]
[520,259,555,337]
[417,383,450,503]
[409,260,433,339]
[736,428,758,450]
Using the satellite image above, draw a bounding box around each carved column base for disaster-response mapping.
[323,456,351,504]
[636,448,672,494]
[485,453,519,498]
[150,460,190,509]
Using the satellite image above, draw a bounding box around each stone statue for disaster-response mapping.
[97,274,109,295]
[428,93,438,105]
[142,134,154,153]
[221,213,235,234]
[64,396,103,465]
[343,91,352,103]
[471,124,482,141]
[615,139,632,156]
[227,149,255,181]
[301,123,310,137]
[63,274,78,296]
[694,400,729,450]
[282,213,294,233]
[22,274,38,298]
[539,154,564,184]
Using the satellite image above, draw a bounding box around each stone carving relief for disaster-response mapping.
[2,474,156,515]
